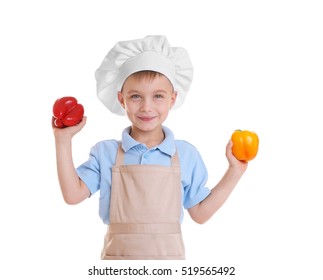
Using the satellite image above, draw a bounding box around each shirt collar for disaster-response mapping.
[121,126,176,156]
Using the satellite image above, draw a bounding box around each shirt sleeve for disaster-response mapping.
[178,141,211,209]
[76,144,101,195]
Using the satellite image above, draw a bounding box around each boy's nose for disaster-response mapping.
[140,99,152,112]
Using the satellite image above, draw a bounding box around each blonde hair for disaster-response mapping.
[129,70,163,81]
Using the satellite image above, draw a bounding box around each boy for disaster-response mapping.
[53,35,247,259]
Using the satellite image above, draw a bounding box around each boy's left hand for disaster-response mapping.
[226,140,248,173]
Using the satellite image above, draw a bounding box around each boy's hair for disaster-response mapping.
[129,70,163,81]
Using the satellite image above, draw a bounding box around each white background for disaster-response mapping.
[1,0,322,279]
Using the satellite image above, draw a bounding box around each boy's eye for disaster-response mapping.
[154,94,164,99]
[130,94,141,99]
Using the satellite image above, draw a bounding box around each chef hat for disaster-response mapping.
[95,35,193,115]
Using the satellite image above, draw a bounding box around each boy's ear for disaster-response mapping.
[117,92,125,108]
[170,91,178,108]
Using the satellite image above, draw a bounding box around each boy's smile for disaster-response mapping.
[118,73,177,145]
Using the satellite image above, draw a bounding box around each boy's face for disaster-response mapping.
[118,74,177,134]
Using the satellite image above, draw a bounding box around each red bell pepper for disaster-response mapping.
[53,96,84,128]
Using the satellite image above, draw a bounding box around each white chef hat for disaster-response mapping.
[95,35,193,115]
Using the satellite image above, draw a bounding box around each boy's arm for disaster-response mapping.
[53,117,90,205]
[188,141,248,224]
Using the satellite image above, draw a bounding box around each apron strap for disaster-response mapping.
[115,143,125,166]
[170,151,180,167]
[115,143,180,167]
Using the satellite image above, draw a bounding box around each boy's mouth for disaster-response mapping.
[137,116,157,122]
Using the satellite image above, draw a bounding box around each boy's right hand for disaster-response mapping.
[52,116,87,140]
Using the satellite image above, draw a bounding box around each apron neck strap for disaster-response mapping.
[116,144,180,167]
[115,144,125,166]
[170,151,180,167]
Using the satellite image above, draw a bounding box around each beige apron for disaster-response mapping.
[101,144,185,260]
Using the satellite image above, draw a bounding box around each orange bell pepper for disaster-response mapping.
[231,130,259,161]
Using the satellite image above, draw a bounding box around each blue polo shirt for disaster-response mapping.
[76,126,211,224]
